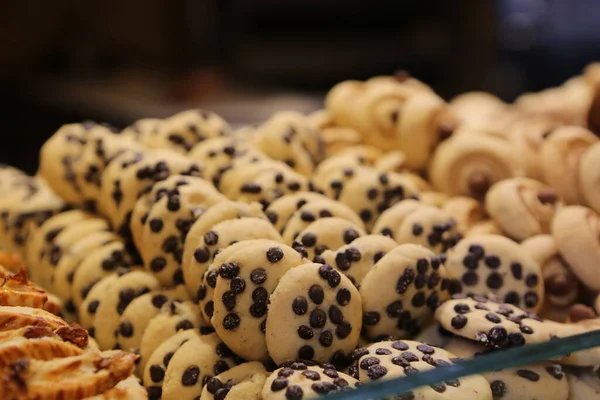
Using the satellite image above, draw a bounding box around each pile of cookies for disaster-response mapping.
[0,252,144,399]
[0,64,599,399]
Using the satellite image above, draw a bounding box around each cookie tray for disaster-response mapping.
[323,330,600,399]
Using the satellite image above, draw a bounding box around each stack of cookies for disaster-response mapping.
[0,64,599,399]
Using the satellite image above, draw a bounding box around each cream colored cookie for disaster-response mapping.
[360,244,450,341]
[442,196,486,233]
[161,333,239,400]
[580,141,600,213]
[263,362,358,400]
[444,234,544,312]
[372,199,422,238]
[265,192,330,233]
[325,234,398,288]
[200,361,267,400]
[138,301,202,374]
[212,240,306,361]
[354,340,492,399]
[551,206,600,290]
[266,263,362,366]
[292,218,366,262]
[79,273,120,333]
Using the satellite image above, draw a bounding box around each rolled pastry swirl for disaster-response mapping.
[308,109,362,157]
[428,131,523,199]
[539,126,598,205]
[579,142,600,213]
[485,177,563,241]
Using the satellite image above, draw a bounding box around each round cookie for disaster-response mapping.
[24,210,91,283]
[161,333,240,400]
[92,269,160,350]
[360,244,450,341]
[419,191,450,208]
[234,166,310,208]
[200,361,267,400]
[138,300,202,374]
[183,216,282,303]
[52,231,121,319]
[326,234,398,288]
[444,337,569,400]
[266,263,362,366]
[580,141,600,213]
[291,217,366,262]
[539,126,597,205]
[485,177,563,241]
[99,149,203,237]
[140,179,224,286]
[264,192,330,233]
[72,130,142,212]
[443,234,544,312]
[71,240,134,310]
[393,204,462,253]
[262,362,358,400]
[281,199,364,245]
[115,285,190,354]
[336,168,420,230]
[37,217,109,290]
[38,122,95,205]
[212,240,307,361]
[79,273,121,335]
[551,206,600,291]
[372,199,422,239]
[353,340,492,399]
[143,329,200,400]
[429,132,523,199]
[121,117,164,142]
[198,239,278,324]
[217,158,282,199]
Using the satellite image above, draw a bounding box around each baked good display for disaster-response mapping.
[2,63,600,398]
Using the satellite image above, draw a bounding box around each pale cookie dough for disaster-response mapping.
[444,337,569,400]
[282,199,364,245]
[551,206,600,290]
[200,361,267,400]
[161,333,239,400]
[262,362,358,400]
[71,241,134,310]
[521,235,579,321]
[353,340,492,399]
[140,178,224,286]
[324,234,398,288]
[234,167,310,208]
[539,126,597,205]
[138,300,202,374]
[198,240,277,325]
[183,216,281,304]
[292,218,366,262]
[372,199,422,239]
[442,196,486,233]
[143,330,200,400]
[419,191,450,208]
[265,192,330,233]
[115,285,189,354]
[486,177,563,241]
[266,263,362,366]
[212,240,306,361]
[360,244,450,341]
[79,273,120,333]
[443,234,544,312]
[429,132,523,199]
[579,141,600,213]
[92,269,160,350]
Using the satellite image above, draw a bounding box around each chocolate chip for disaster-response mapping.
[336,288,351,306]
[511,262,523,279]
[490,380,506,398]
[392,341,409,351]
[508,332,525,347]
[430,382,446,393]
[525,274,539,288]
[454,303,470,314]
[230,277,246,294]
[485,313,502,323]
[417,344,435,355]
[181,366,200,386]
[297,325,314,339]
[517,369,540,382]
[328,305,344,325]
[367,364,388,380]
[267,247,284,263]
[411,291,426,307]
[402,352,419,362]
[343,228,360,244]
[150,364,165,383]
[336,321,352,339]
[222,291,236,311]
[297,345,314,360]
[301,233,316,247]
[486,272,503,289]
[484,256,501,269]
[271,377,288,391]
[312,381,336,394]
[223,313,240,330]
[545,365,564,380]
[386,300,403,318]
[150,257,167,272]
[396,268,415,294]
[250,303,267,317]
[252,287,268,304]
[412,223,423,236]
[204,231,219,245]
[149,218,163,233]
[87,300,99,314]
[290,297,308,315]
[462,271,478,286]
[250,268,267,284]
[309,285,324,304]
[319,330,334,347]
[219,262,239,279]
[363,311,380,326]
[310,309,327,329]
[524,292,539,308]
[504,291,520,306]
[451,314,468,329]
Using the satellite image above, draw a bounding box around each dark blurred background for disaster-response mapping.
[2,0,600,174]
